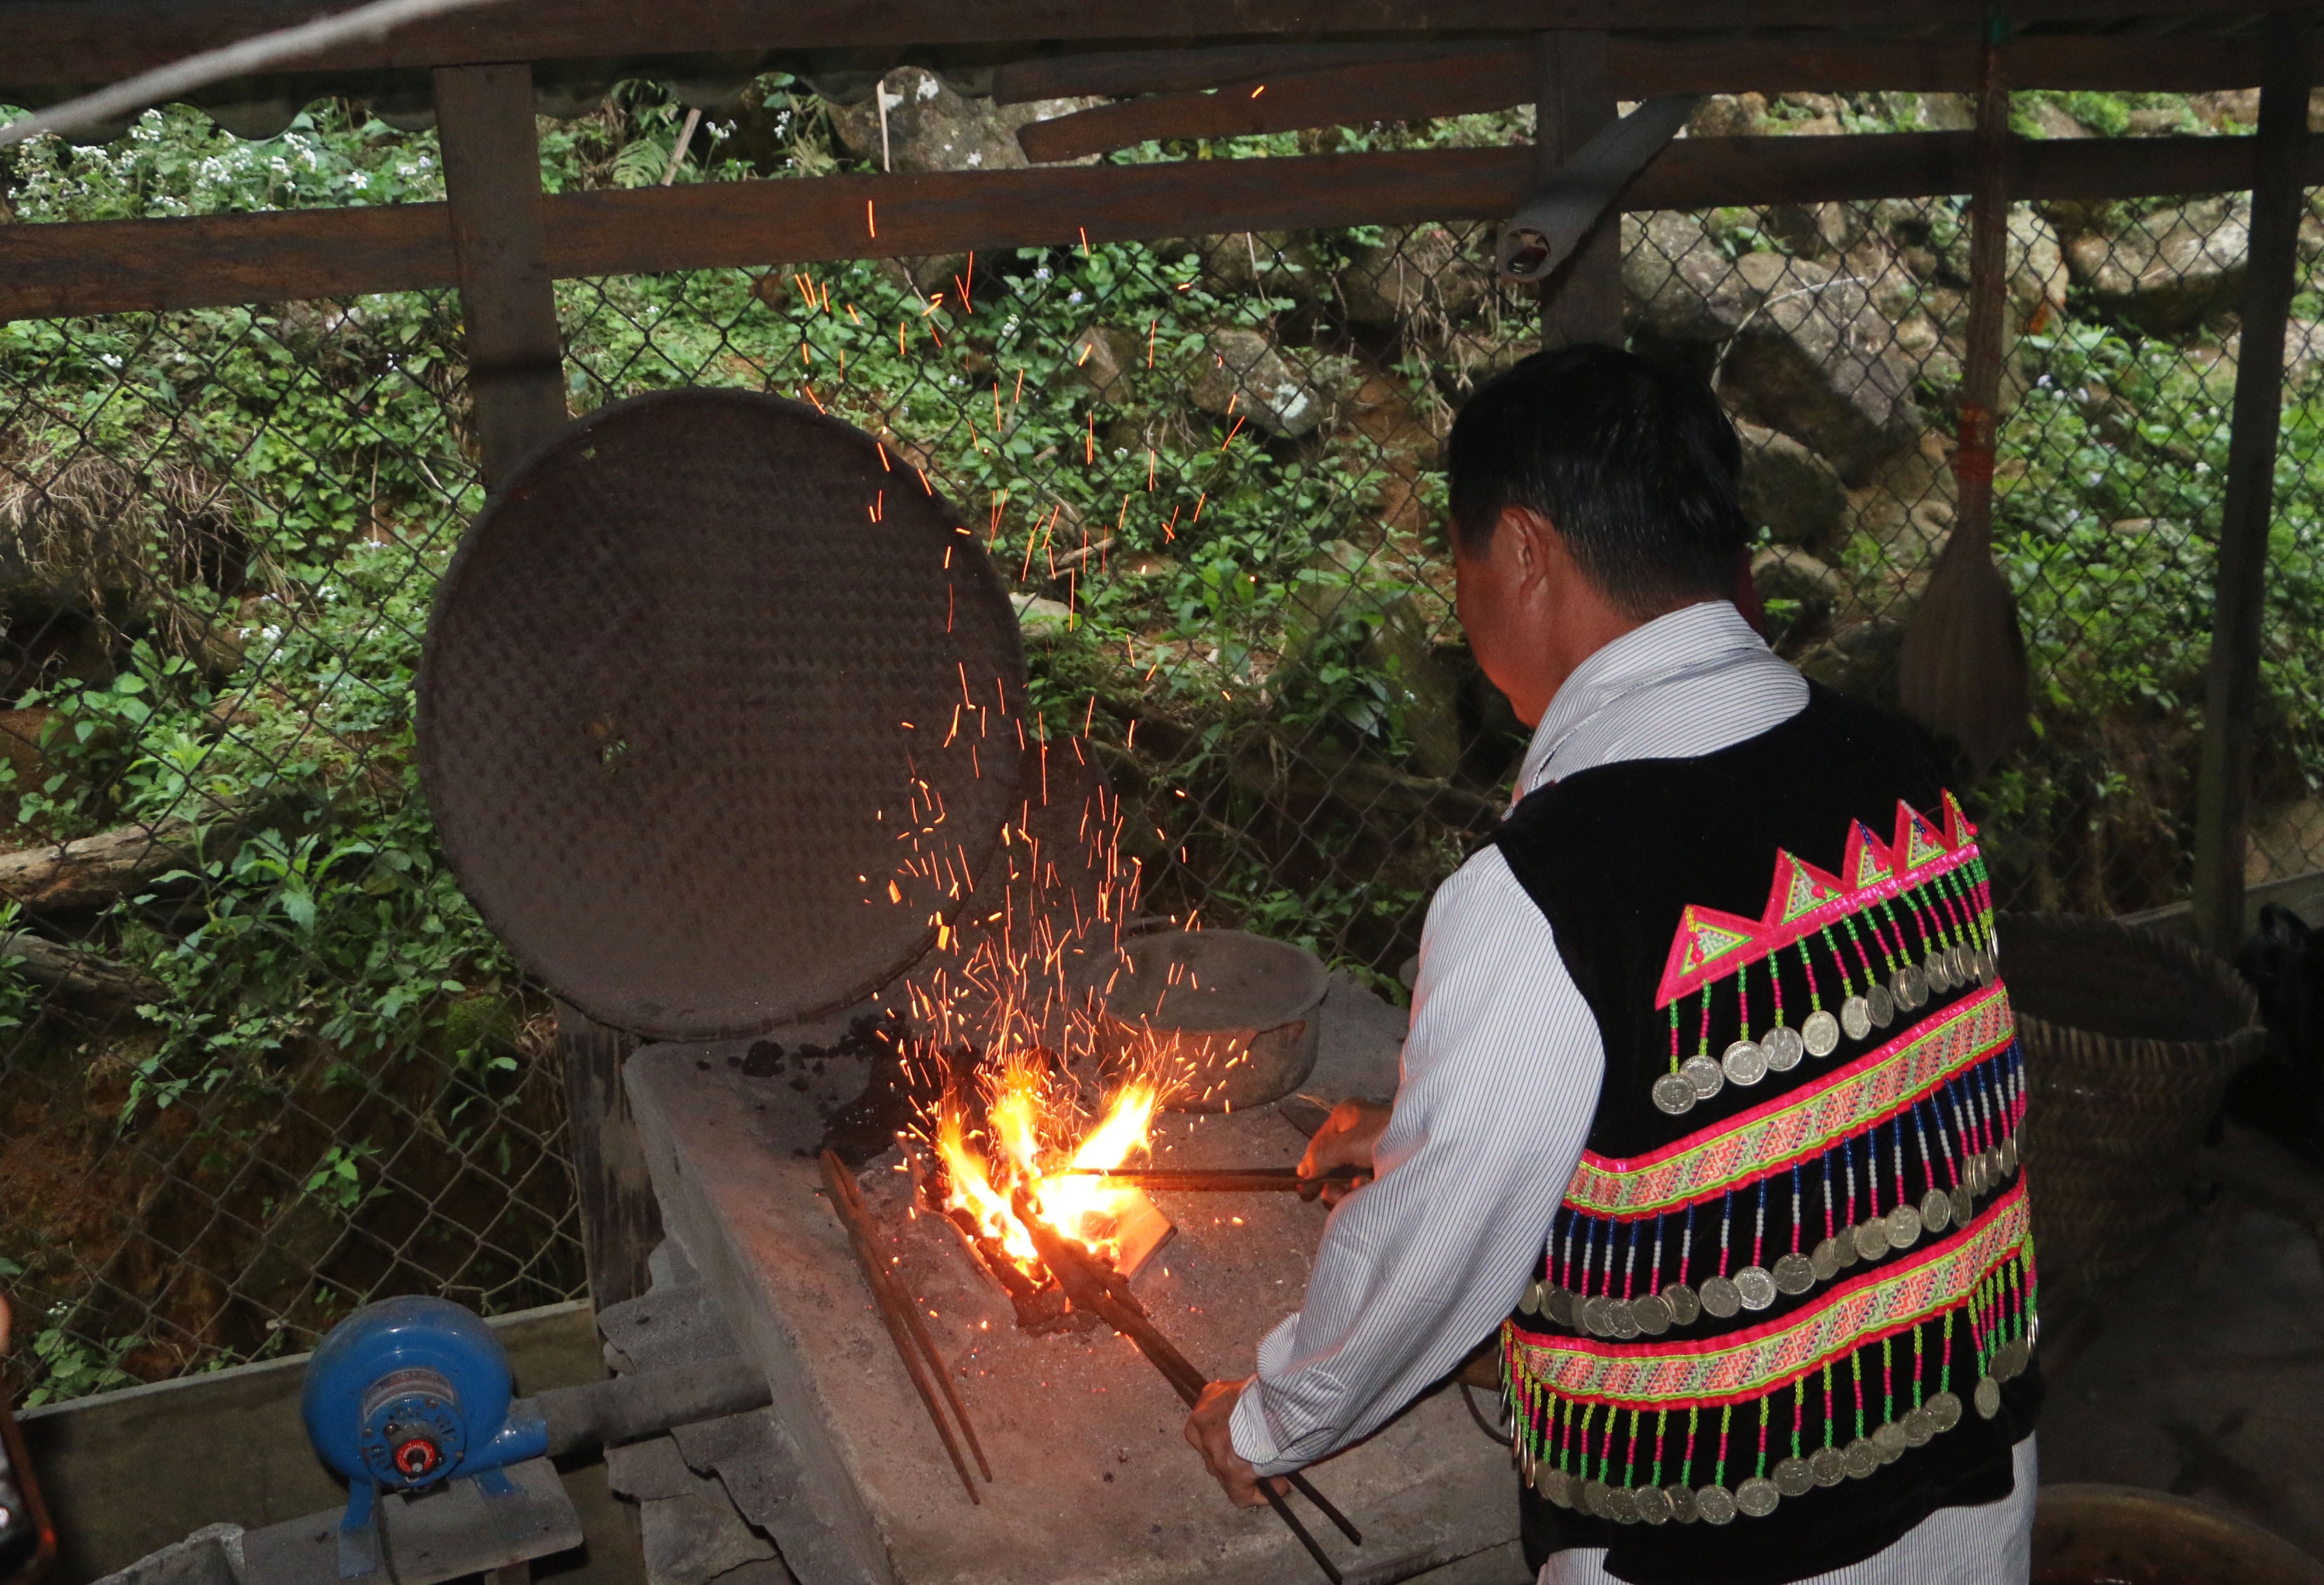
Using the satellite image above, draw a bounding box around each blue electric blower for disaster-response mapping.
[300,1297,549,1578]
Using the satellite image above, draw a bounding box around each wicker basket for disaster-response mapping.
[1999,913,2267,1353]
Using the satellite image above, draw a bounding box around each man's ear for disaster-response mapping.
[1502,505,1562,596]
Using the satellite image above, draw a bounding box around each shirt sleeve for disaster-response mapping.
[1227,844,1604,1474]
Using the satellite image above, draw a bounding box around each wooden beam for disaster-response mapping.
[997,28,2295,112]
[5,129,2314,323]
[0,203,457,321]
[0,0,2277,91]
[2192,10,2313,954]
[1014,51,1527,163]
[433,62,567,489]
[1536,31,1622,349]
[1006,27,2324,162]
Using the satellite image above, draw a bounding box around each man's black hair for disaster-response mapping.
[1446,343,1749,617]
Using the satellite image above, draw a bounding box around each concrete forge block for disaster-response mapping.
[625,1035,1516,1585]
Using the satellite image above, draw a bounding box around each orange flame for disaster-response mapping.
[934,1057,1160,1276]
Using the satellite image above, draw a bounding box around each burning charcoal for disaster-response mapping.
[741,1040,784,1078]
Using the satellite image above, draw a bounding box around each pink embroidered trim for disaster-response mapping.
[1655,792,1981,1008]
[1565,984,2016,1217]
[1507,1185,2031,1412]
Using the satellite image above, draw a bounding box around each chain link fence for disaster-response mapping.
[3,77,2318,1403]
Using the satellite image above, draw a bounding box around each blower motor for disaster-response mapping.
[301,1297,548,1577]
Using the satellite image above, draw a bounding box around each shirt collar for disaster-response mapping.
[1511,600,1775,797]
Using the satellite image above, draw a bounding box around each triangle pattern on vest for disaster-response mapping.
[1767,850,1848,925]
[1895,802,1949,871]
[1942,790,1976,850]
[1842,821,1893,890]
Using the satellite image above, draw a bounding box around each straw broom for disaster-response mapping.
[1898,16,2029,777]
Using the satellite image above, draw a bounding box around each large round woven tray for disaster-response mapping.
[2002,913,2265,1352]
[418,390,1027,1040]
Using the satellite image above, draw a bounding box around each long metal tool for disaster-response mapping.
[822,1151,993,1502]
[1011,1189,1361,1583]
[1062,1165,1365,1199]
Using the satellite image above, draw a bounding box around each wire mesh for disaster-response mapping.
[3,78,2318,1401]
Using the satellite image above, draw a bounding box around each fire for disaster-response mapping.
[934,1058,1161,1277]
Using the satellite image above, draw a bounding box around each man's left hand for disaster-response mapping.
[1184,1379,1291,1508]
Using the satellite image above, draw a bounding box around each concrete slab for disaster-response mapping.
[626,1029,1517,1585]
[2040,1127,2324,1560]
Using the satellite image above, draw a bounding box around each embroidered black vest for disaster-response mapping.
[1493,685,2040,1585]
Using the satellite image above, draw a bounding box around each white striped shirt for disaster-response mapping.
[1229,601,2032,1581]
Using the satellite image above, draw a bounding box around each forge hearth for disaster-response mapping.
[625,984,1518,1585]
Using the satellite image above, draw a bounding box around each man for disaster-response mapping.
[1185,346,2039,1585]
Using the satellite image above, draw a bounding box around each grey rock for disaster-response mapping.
[2066,196,2250,337]
[2210,316,2324,388]
[1798,615,1908,701]
[610,1434,709,1503]
[1186,328,1339,439]
[599,1281,742,1374]
[1918,93,1977,132]
[827,67,1094,173]
[1176,232,1330,302]
[1622,210,1763,348]
[1751,546,1844,608]
[1719,260,1924,484]
[1337,223,1492,329]
[639,1490,784,1585]
[1687,94,1768,138]
[2020,98,2097,140]
[1069,324,1141,403]
[1012,593,1076,641]
[1737,420,1848,554]
[2008,208,2071,325]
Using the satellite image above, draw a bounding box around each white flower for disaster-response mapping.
[1034,267,1052,281]
[1067,290,1083,305]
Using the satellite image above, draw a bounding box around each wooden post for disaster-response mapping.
[1534,31,1623,349]
[434,66,656,1304]
[2191,8,2314,956]
[432,62,568,490]
[554,1001,663,1308]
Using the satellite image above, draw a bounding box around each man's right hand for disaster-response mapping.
[1299,1099,1392,1205]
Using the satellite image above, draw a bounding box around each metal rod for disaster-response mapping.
[1011,1189,1361,1577]
[822,1151,995,1483]
[821,1151,984,1502]
[1062,1165,1364,1198]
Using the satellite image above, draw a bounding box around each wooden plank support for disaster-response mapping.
[7,129,2322,323]
[1535,31,1624,348]
[0,0,2281,91]
[432,61,568,490]
[2191,9,2314,955]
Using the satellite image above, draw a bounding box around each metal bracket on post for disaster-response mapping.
[2192,8,2315,955]
[432,61,568,492]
